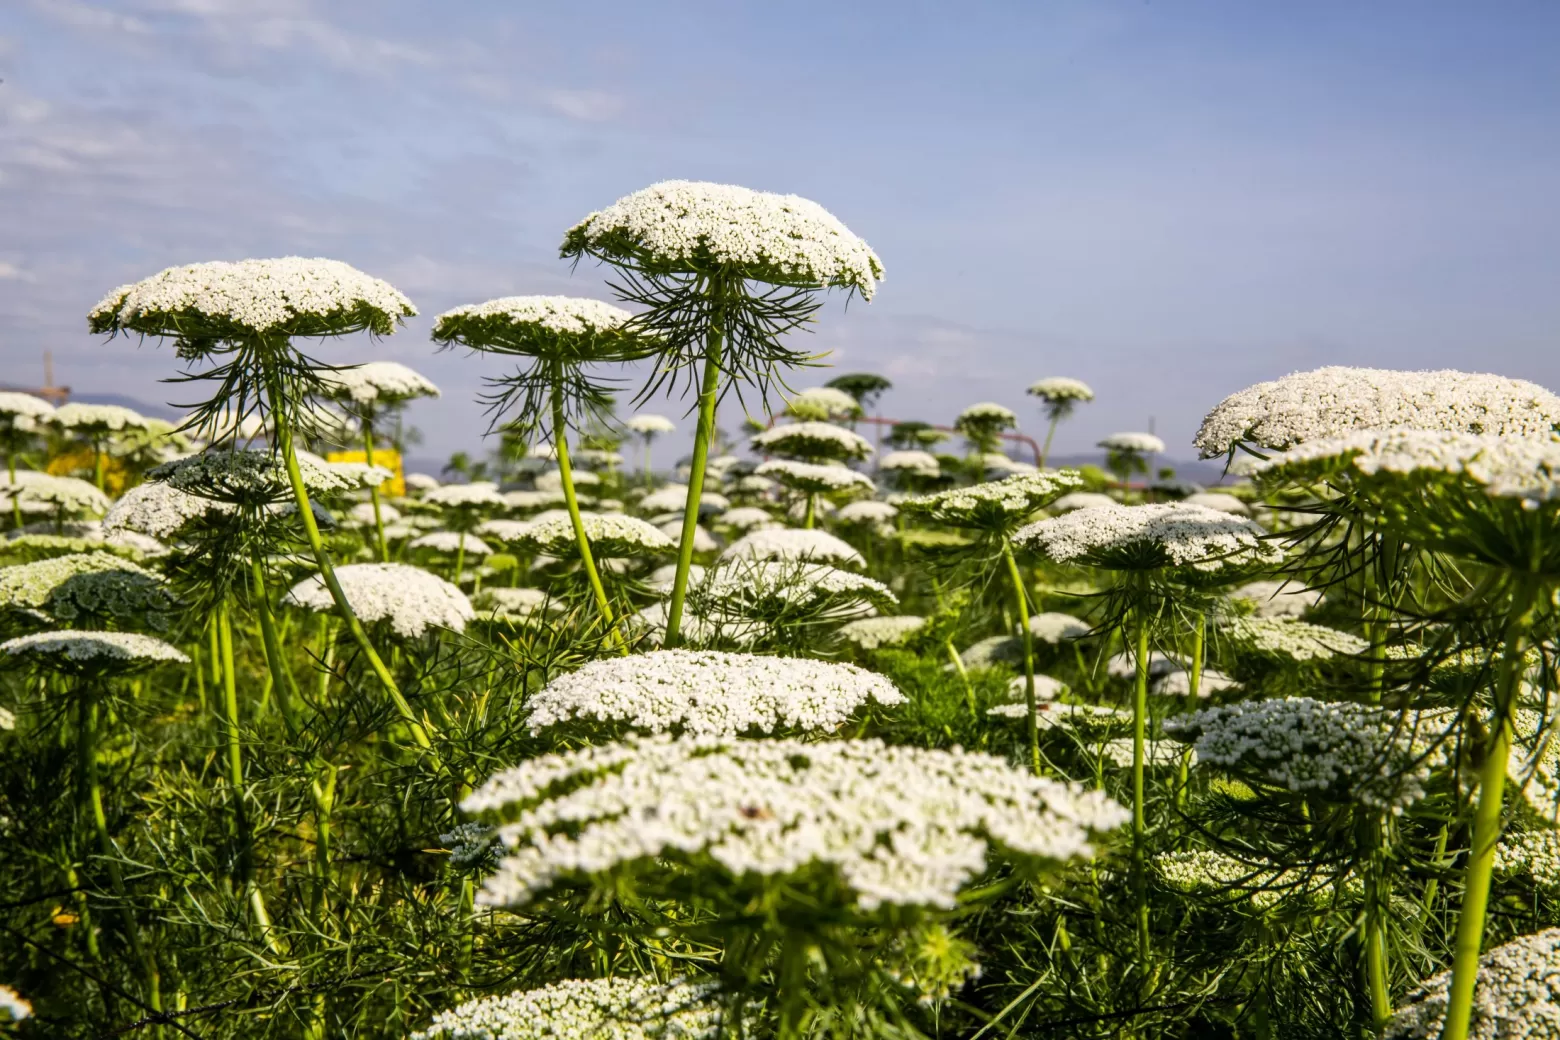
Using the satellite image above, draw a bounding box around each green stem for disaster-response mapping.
[81,686,160,1010]
[945,638,977,720]
[1188,613,1204,702]
[552,373,627,654]
[1040,415,1059,469]
[93,440,106,492]
[1440,574,1542,1040]
[363,418,389,562]
[309,763,336,926]
[1002,539,1041,776]
[7,451,19,530]
[1361,811,1392,1033]
[250,553,299,735]
[665,303,725,648]
[643,436,653,487]
[1132,601,1150,962]
[453,532,466,585]
[273,398,434,750]
[216,599,252,877]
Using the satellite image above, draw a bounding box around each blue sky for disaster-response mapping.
[2,1,1558,466]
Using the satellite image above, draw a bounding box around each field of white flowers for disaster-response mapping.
[1,180,1557,1039]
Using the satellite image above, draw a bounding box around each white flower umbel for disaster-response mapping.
[837,615,927,650]
[1229,580,1320,619]
[526,649,905,737]
[1027,378,1095,403]
[0,983,30,1024]
[751,421,873,461]
[317,361,439,404]
[694,559,895,618]
[409,531,494,557]
[465,734,1128,911]
[0,552,157,612]
[89,257,416,338]
[659,521,718,554]
[405,473,441,492]
[423,481,508,509]
[957,402,1017,428]
[835,500,899,525]
[1003,674,1067,703]
[413,976,723,1040]
[1015,503,1279,572]
[1156,849,1358,909]
[1196,366,1560,458]
[1154,668,1237,697]
[1099,738,1188,769]
[721,527,865,568]
[503,489,566,512]
[1106,650,1184,680]
[0,471,111,516]
[639,484,729,515]
[1510,708,1560,824]
[1495,830,1560,889]
[51,402,152,433]
[1225,616,1368,661]
[990,701,1131,730]
[1,630,189,672]
[900,472,1083,528]
[150,449,384,505]
[647,563,706,594]
[625,413,677,435]
[1384,928,1560,1040]
[1049,491,1117,513]
[347,501,401,527]
[1028,612,1091,643]
[715,506,779,531]
[536,468,600,491]
[0,392,54,423]
[285,563,474,638]
[475,518,536,542]
[1098,432,1165,454]
[755,459,875,495]
[879,450,941,476]
[1252,427,1560,505]
[1165,698,1448,811]
[1182,492,1250,515]
[472,586,553,616]
[519,514,675,558]
[562,180,883,300]
[787,386,862,421]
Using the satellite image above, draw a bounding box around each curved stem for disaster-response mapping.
[1440,574,1542,1040]
[272,398,434,750]
[1132,599,1151,962]
[1040,416,1059,469]
[664,305,725,648]
[363,417,389,562]
[1001,539,1040,776]
[81,685,160,1010]
[551,371,626,653]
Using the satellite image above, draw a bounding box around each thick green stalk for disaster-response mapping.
[1040,415,1060,469]
[1001,540,1041,776]
[452,531,466,585]
[1132,602,1151,962]
[803,493,816,530]
[215,599,252,873]
[664,309,725,648]
[552,375,627,653]
[273,402,434,750]
[7,451,19,529]
[1188,613,1204,702]
[945,638,977,719]
[93,439,107,492]
[309,763,336,925]
[81,687,160,1010]
[363,418,389,562]
[1439,575,1542,1040]
[1361,813,1392,1032]
[250,554,299,735]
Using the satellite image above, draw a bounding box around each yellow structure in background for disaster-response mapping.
[47,448,132,497]
[328,448,405,497]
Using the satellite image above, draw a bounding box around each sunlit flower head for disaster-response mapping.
[284,563,474,638]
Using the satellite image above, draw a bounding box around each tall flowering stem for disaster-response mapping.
[550,367,627,653]
[1440,573,1542,1040]
[1001,538,1042,776]
[1131,596,1152,962]
[273,400,434,750]
[362,418,389,562]
[665,312,724,647]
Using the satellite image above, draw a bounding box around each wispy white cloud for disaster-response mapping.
[543,88,625,123]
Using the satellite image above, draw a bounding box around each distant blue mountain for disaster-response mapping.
[70,392,183,421]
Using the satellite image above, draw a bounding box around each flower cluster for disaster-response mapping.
[1253,428,1560,504]
[901,472,1083,528]
[720,527,864,567]
[409,531,493,556]
[50,402,151,432]
[0,552,154,613]
[787,386,862,421]
[837,615,927,649]
[285,563,474,638]
[150,449,385,505]
[1156,850,1357,909]
[752,421,873,461]
[464,734,1128,911]
[713,506,778,531]
[472,587,553,616]
[1098,432,1165,454]
[0,472,111,515]
[1049,491,1116,513]
[44,564,177,630]
[1224,616,1368,661]
[413,976,723,1040]
[693,559,895,618]
[1228,580,1320,618]
[1029,612,1091,643]
[1194,366,1560,458]
[561,180,883,299]
[1026,377,1095,403]
[625,413,676,435]
[1496,830,1560,889]
[955,402,1017,428]
[754,459,875,494]
[103,481,232,539]
[879,450,940,476]
[1015,503,1279,572]
[1,630,189,672]
[0,985,31,1024]
[1385,928,1560,1039]
[835,500,898,525]
[0,392,54,423]
[1181,491,1249,514]
[1165,698,1448,810]
[318,361,440,404]
[517,514,675,558]
[526,649,905,737]
[423,481,508,509]
[89,257,416,338]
